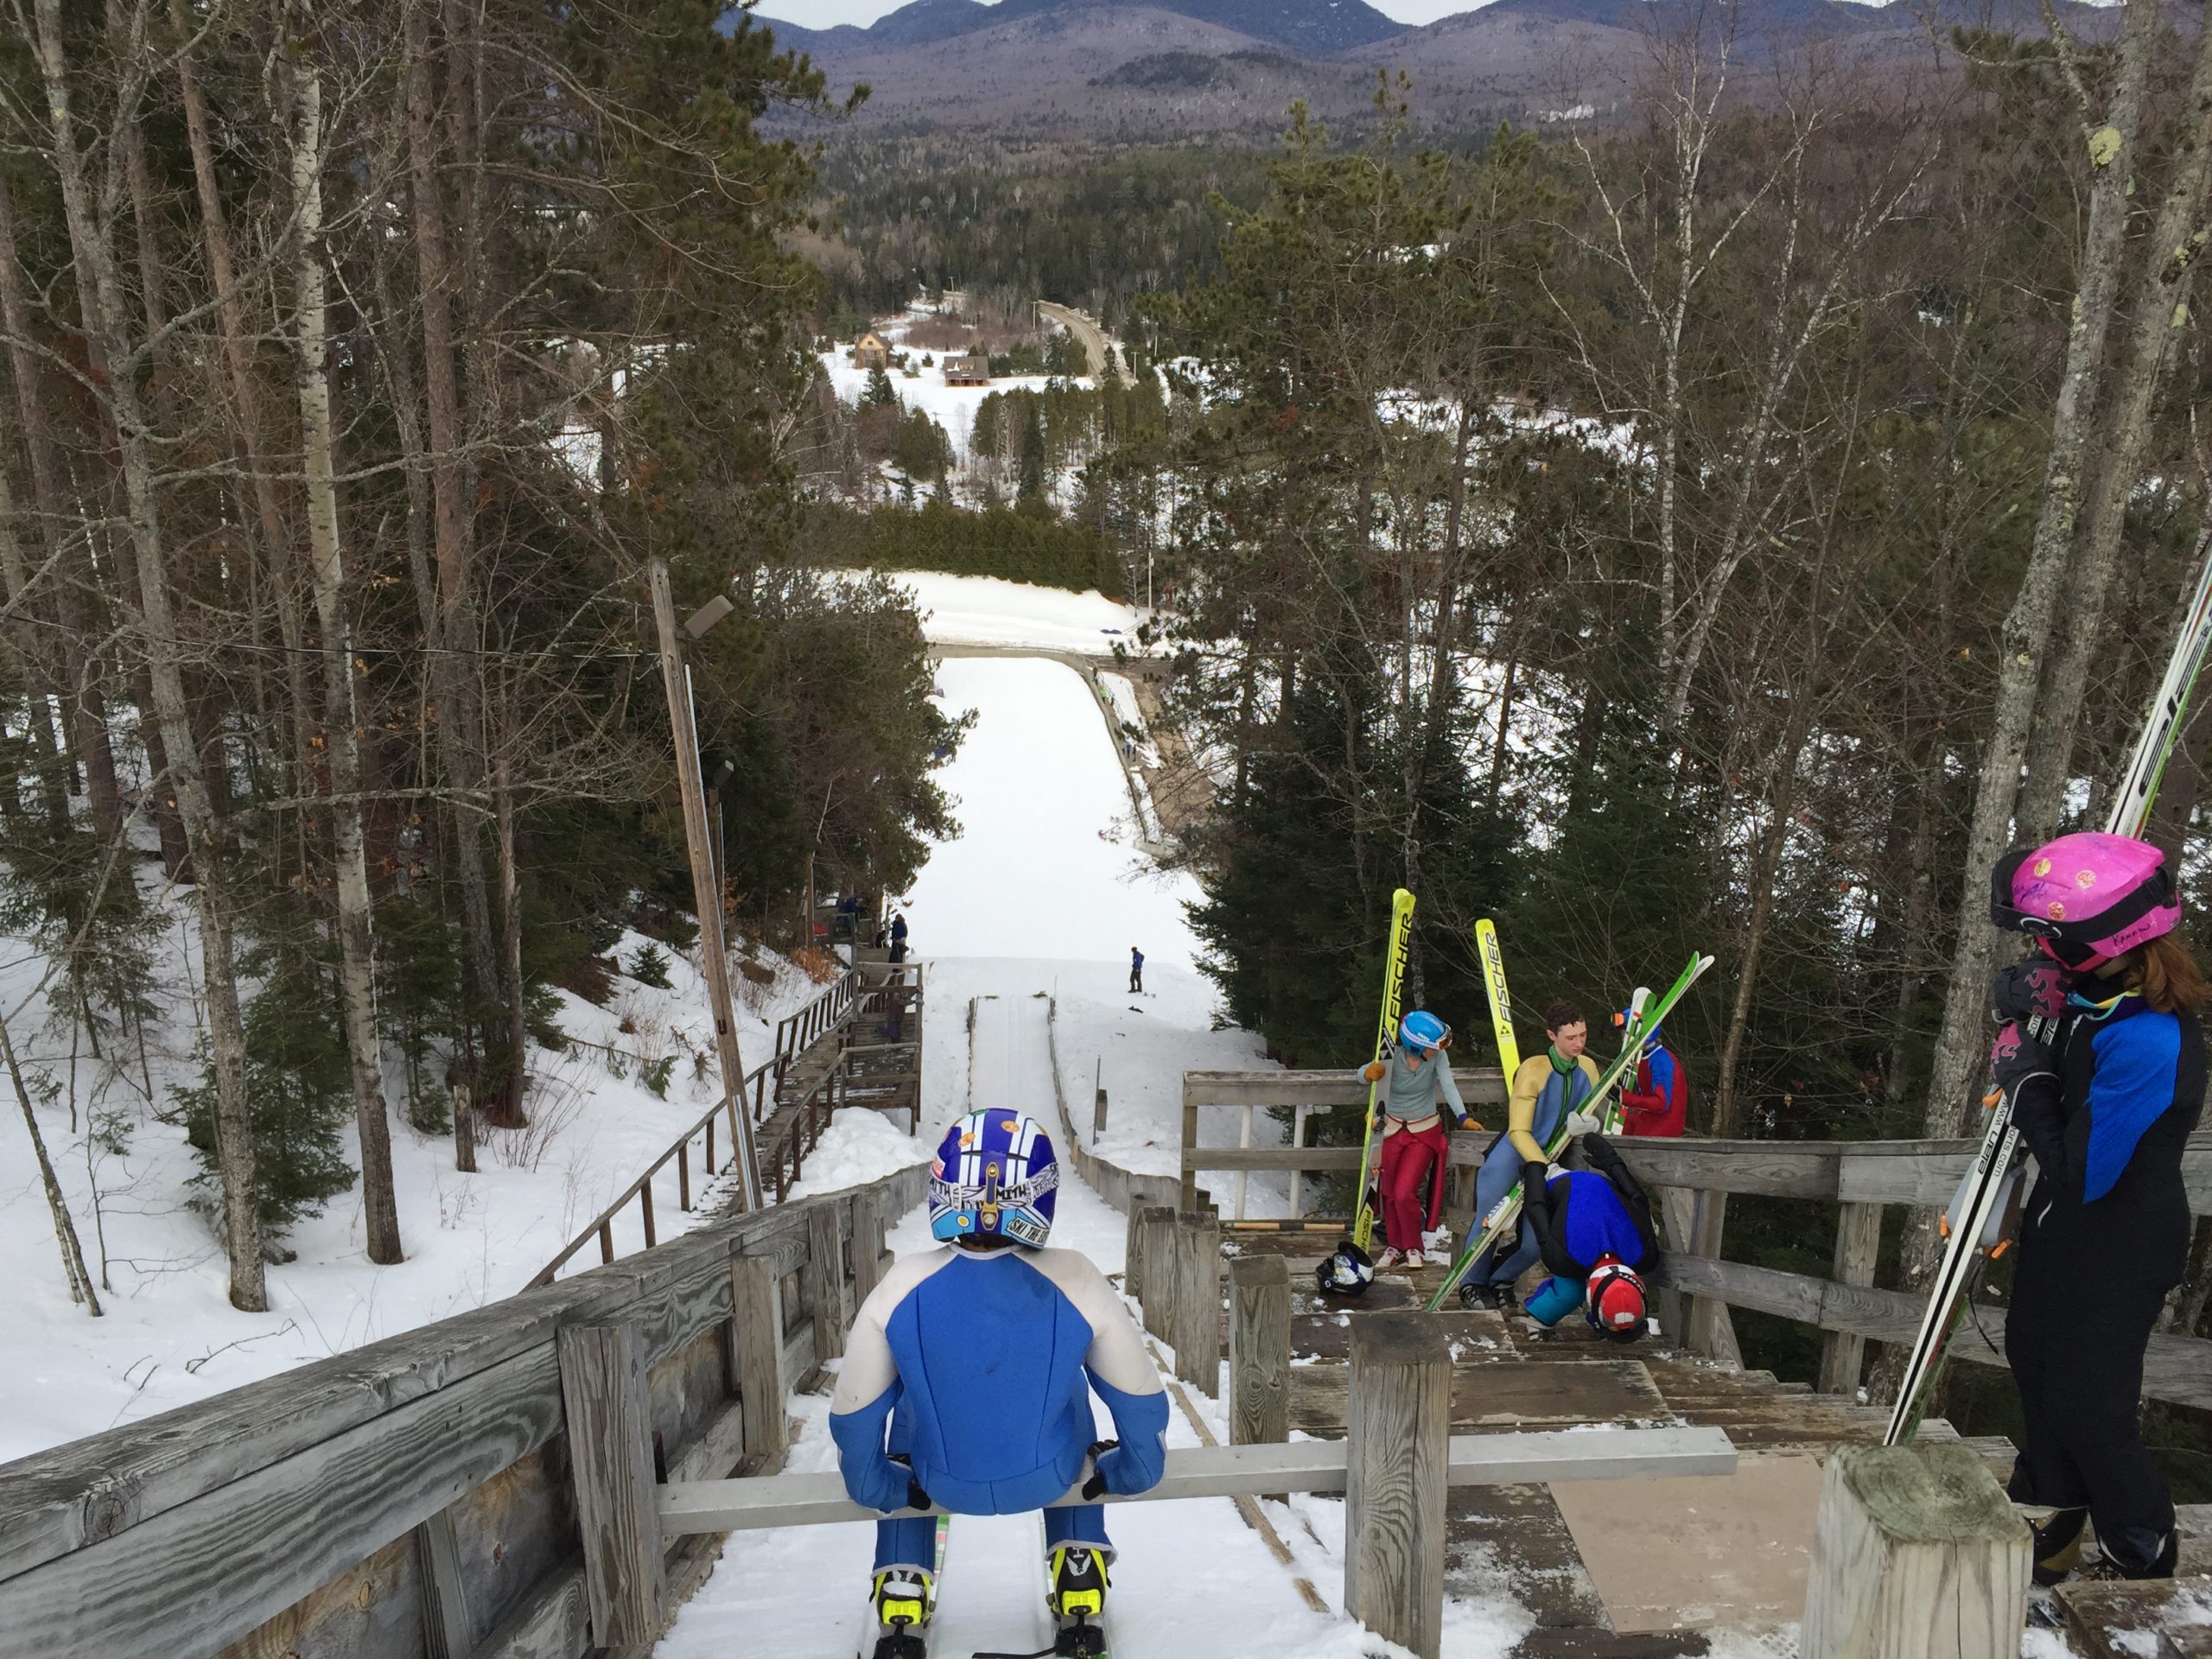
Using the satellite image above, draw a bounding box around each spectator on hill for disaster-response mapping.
[1129,947,1144,995]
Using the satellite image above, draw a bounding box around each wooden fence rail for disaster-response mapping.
[1180,1071,2212,1405]
[0,1163,927,1659]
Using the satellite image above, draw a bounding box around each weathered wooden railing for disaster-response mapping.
[1179,1067,1508,1216]
[772,965,861,1091]
[650,1314,1735,1659]
[532,1053,779,1286]
[0,1162,925,1659]
[1180,1070,2212,1409]
[762,1048,855,1203]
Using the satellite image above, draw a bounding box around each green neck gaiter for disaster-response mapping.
[1548,1045,1575,1074]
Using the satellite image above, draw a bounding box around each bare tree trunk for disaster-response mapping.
[494,751,530,1128]
[1,1010,101,1314]
[2015,15,2212,839]
[1873,0,2159,1402]
[169,0,316,800]
[287,52,403,1265]
[406,0,505,1154]
[0,168,121,836]
[24,0,266,1310]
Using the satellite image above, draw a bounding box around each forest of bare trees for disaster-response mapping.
[0,0,957,1308]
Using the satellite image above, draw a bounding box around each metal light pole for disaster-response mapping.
[649,561,761,1210]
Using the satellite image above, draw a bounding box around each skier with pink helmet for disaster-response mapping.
[1987,831,2207,1584]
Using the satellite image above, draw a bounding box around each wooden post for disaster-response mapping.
[730,1254,789,1471]
[1820,1201,1885,1395]
[1170,1211,1222,1396]
[412,1507,472,1659]
[1686,1190,1743,1366]
[598,1218,614,1265]
[1229,1255,1290,1448]
[639,1178,657,1249]
[1180,1075,1202,1210]
[807,1203,847,1362]
[1137,1205,1178,1340]
[1655,1185,1694,1342]
[556,1323,664,1647]
[678,1141,691,1211]
[650,557,761,1210]
[1345,1313,1451,1659]
[851,1189,887,1311]
[1802,1445,2028,1659]
[1124,1200,1149,1301]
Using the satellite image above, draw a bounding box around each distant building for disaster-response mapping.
[852,330,889,370]
[943,353,989,387]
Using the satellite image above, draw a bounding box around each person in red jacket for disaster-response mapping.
[1617,1015,1688,1137]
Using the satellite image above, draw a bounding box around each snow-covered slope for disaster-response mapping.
[0,912,827,1462]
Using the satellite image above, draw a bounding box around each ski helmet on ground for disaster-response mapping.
[1316,1238,1376,1296]
[1585,1255,1647,1339]
[1992,833,2180,970]
[1399,1011,1449,1054]
[929,1108,1058,1248]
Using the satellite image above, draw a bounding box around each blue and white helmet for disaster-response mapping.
[929,1109,1059,1248]
[1399,1010,1449,1055]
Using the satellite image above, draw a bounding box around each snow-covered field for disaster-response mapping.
[0,906,829,1461]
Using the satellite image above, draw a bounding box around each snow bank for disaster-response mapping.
[0,902,828,1461]
[890,571,1152,654]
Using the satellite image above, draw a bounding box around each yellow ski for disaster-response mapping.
[1351,888,1418,1252]
[1474,918,1521,1079]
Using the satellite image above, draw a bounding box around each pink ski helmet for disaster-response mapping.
[1991,832,2180,969]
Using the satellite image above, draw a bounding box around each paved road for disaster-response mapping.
[1037,301,1132,386]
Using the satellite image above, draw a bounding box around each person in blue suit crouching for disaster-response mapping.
[830,1108,1167,1657]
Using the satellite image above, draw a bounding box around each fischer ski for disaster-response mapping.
[1885,530,2212,1445]
[1428,952,1714,1311]
[1351,888,1419,1253]
[1475,918,1522,1079]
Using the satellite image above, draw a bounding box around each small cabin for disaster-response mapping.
[851,330,889,370]
[944,353,989,387]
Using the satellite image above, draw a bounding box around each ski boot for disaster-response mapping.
[868,1564,935,1658]
[2073,1529,2178,1584]
[1459,1279,1516,1313]
[2028,1507,2088,1587]
[1046,1544,1111,1657]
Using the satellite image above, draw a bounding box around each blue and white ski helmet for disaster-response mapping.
[1399,1010,1449,1054]
[1614,1008,1664,1053]
[929,1108,1058,1248]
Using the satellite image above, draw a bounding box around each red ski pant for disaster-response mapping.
[1378,1122,1448,1250]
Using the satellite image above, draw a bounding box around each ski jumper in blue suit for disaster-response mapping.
[830,1241,1170,1573]
[1517,1135,1656,1323]
[1465,1048,1599,1290]
[2005,988,2205,1573]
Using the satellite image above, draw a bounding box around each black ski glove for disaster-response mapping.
[1993,959,2072,1041]
[1580,1132,1622,1171]
[1080,1439,1121,1502]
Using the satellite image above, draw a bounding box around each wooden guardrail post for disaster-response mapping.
[730,1253,789,1471]
[1686,1190,1743,1366]
[852,1189,887,1310]
[1345,1313,1450,1659]
[808,1204,848,1363]
[1229,1255,1290,1447]
[412,1508,472,1659]
[1820,1201,1885,1395]
[1170,1211,1222,1395]
[1802,1445,2028,1659]
[1137,1205,1178,1339]
[556,1323,664,1646]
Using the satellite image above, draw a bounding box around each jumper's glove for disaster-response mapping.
[1564,1108,1603,1139]
[1521,1159,1550,1195]
[1362,1060,1388,1084]
[1080,1439,1121,1502]
[1580,1131,1623,1172]
[1993,958,2072,1039]
[1988,1019,2056,1094]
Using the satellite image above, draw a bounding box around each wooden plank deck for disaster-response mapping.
[1211,1230,2028,1656]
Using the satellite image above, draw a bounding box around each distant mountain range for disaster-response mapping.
[748,0,2164,132]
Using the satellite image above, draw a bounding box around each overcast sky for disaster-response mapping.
[753,0,1484,29]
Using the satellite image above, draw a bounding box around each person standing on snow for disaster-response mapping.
[1459,999,1602,1309]
[1617,1014,1689,1137]
[1498,1132,1656,1338]
[1359,1010,1472,1268]
[1129,946,1144,995]
[1986,834,2206,1586]
[831,1109,1168,1658]
[889,909,910,964]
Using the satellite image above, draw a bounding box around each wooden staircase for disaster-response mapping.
[745,961,925,1201]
